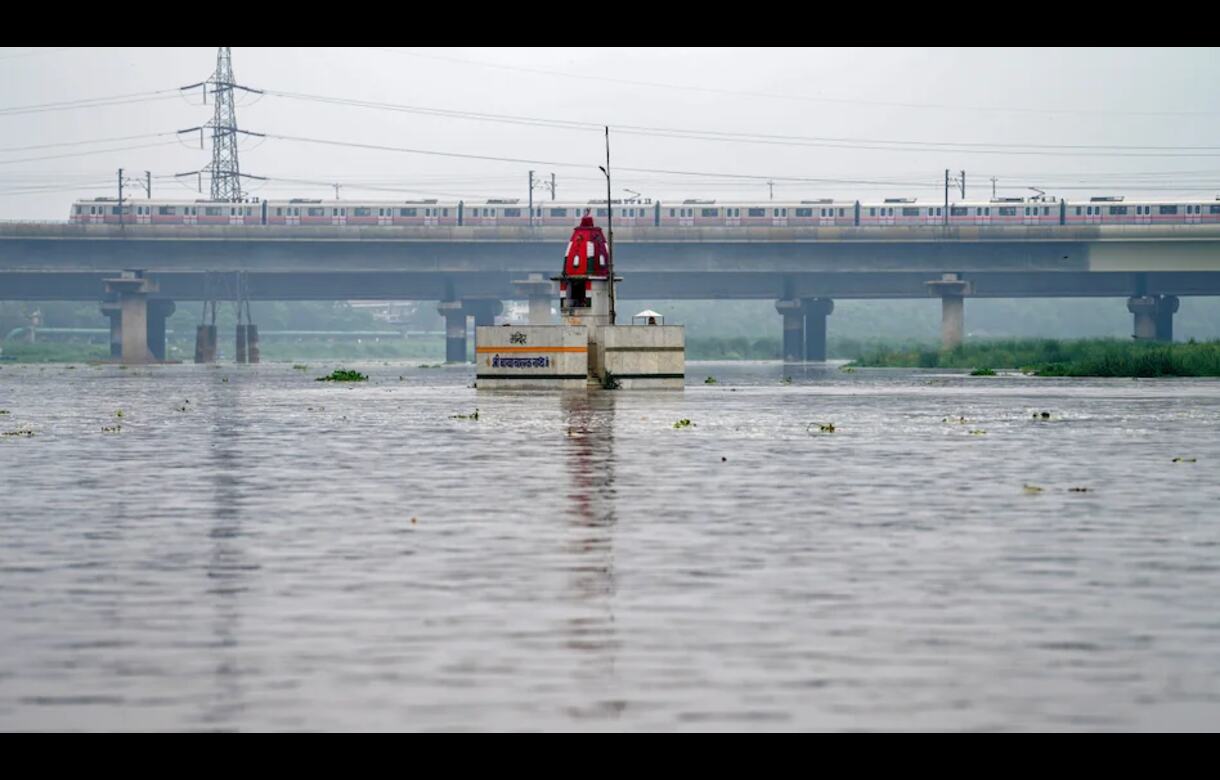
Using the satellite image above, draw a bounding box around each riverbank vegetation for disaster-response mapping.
[849,338,1220,377]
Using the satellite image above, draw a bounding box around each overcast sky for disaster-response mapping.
[2,47,1220,219]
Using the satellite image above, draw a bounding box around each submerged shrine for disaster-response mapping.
[476,213,684,389]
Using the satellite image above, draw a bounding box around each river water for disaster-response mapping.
[2,360,1219,731]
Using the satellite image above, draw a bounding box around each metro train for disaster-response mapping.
[69,195,1220,228]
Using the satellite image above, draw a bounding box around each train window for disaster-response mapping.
[1110,206,1127,215]
[276,208,283,216]
[839,208,845,217]
[950,207,966,216]
[748,208,765,217]
[902,207,920,216]
[701,208,719,217]
[544,208,567,218]
[205,207,222,216]
[1211,205,1220,214]
[443,209,449,217]
[869,208,876,216]
[796,208,813,217]
[998,207,1016,216]
[308,208,324,216]
[1075,207,1082,215]
[353,207,372,217]
[76,206,83,215]
[1044,207,1050,215]
[503,208,522,217]
[669,209,675,217]
[596,208,608,217]
[1160,205,1178,215]
[158,206,176,216]
[400,208,416,217]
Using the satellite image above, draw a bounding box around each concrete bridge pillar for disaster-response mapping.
[775,299,804,362]
[1128,294,1178,341]
[146,299,175,362]
[802,298,835,362]
[513,274,556,325]
[235,325,248,363]
[467,299,504,360]
[103,271,158,364]
[1157,295,1179,342]
[438,301,468,363]
[194,325,217,364]
[926,274,972,350]
[100,300,122,359]
[247,324,260,364]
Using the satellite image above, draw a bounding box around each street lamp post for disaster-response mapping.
[599,126,616,326]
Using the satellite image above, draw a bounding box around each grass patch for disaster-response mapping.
[849,338,1220,377]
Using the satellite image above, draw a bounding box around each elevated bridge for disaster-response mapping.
[3,222,1219,362]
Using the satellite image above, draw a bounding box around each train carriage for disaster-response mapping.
[70,198,261,226]
[70,193,1220,231]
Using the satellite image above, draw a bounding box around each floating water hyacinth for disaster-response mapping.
[317,369,368,382]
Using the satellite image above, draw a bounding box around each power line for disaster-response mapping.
[0,140,180,166]
[0,89,180,117]
[264,87,1220,156]
[263,131,945,187]
[0,132,174,153]
[376,48,1220,119]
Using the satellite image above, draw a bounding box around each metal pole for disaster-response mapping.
[960,170,966,199]
[605,126,615,326]
[551,172,556,201]
[118,168,124,227]
[146,170,152,199]
[528,170,534,228]
[944,169,949,227]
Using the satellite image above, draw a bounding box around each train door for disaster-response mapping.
[378,207,391,226]
[771,207,788,227]
[1187,204,1201,224]
[879,207,895,227]
[424,207,439,227]
[287,207,300,226]
[184,206,197,226]
[679,208,694,227]
[331,207,345,226]
[726,207,740,227]
[1023,206,1037,225]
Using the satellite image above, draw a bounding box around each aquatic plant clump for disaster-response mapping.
[316,369,368,382]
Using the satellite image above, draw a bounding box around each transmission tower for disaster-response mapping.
[177,47,265,201]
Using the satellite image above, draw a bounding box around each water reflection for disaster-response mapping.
[560,392,624,721]
[198,377,252,729]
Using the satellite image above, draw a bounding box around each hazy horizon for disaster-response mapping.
[4,47,1220,219]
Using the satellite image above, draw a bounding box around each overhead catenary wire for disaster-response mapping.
[374,48,1220,119]
[263,88,1220,157]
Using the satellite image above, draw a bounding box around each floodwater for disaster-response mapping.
[2,360,1219,731]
